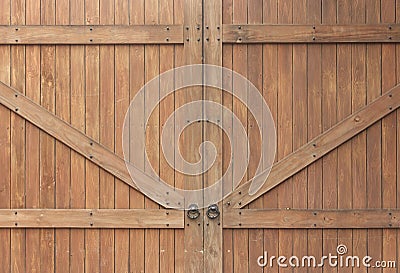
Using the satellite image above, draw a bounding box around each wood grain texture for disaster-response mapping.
[0,25,183,44]
[223,24,399,43]
[224,83,400,208]
[0,209,183,228]
[0,81,183,207]
[223,209,400,229]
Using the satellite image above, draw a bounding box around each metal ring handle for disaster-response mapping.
[187,204,200,219]
[206,204,220,219]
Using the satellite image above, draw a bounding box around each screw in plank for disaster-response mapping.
[238,202,242,206]
[389,36,392,40]
[90,27,93,31]
[217,38,220,41]
[15,223,18,226]
[15,108,19,112]
[389,106,393,110]
[389,223,393,227]
[354,116,361,122]
[90,142,93,146]
[389,25,392,30]
[239,211,242,215]
[90,39,93,42]
[389,94,393,98]
[218,222,220,226]
[196,26,200,30]
[15,28,19,31]
[312,143,317,147]
[312,36,316,41]
[14,211,17,215]
[166,211,169,215]
[186,38,189,42]
[239,223,242,226]
[227,201,231,206]
[185,26,189,30]
[197,38,201,42]
[15,94,18,98]
[238,37,242,42]
[90,222,93,226]
[89,211,93,216]
[238,26,241,30]
[312,154,316,158]
[238,191,242,195]
[198,223,201,226]
[166,26,170,31]
[217,26,220,30]
[166,223,170,227]
[206,37,209,41]
[206,26,209,29]
[89,155,93,159]
[187,223,190,226]
[313,224,317,227]
[312,25,316,29]
[15,40,19,43]
[313,212,317,216]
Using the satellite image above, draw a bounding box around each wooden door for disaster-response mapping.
[0,0,400,273]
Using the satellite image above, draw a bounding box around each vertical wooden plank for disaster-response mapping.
[381,0,397,270]
[307,0,322,271]
[204,0,223,270]
[99,0,115,272]
[180,0,203,272]
[40,0,56,272]
[70,0,86,272]
[322,0,338,269]
[292,1,307,273]
[159,0,175,271]
[351,1,368,270]
[366,1,383,271]
[173,1,185,271]
[129,0,145,270]
[115,0,130,272]
[85,0,100,272]
[55,0,71,272]
[232,0,248,272]
[262,1,279,273]
[222,0,234,271]
[10,0,25,271]
[25,0,41,272]
[0,1,11,272]
[144,0,160,272]
[247,1,263,272]
[277,1,293,273]
[336,1,353,270]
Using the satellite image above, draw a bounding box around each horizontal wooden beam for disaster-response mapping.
[0,209,183,228]
[0,25,183,44]
[224,84,400,208]
[223,24,399,43]
[0,82,184,208]
[223,209,400,229]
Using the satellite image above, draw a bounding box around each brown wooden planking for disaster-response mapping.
[114,0,130,272]
[223,209,400,229]
[128,0,146,271]
[181,0,204,272]
[365,0,383,270]
[0,82,184,207]
[0,209,183,228]
[159,0,175,271]
[321,2,338,273]
[292,2,308,273]
[0,1,11,272]
[336,2,353,273]
[351,2,368,272]
[261,3,279,273]
[224,83,400,208]
[382,0,397,269]
[39,1,56,272]
[0,25,183,44]
[222,0,234,271]
[247,0,263,272]
[84,1,100,272]
[10,0,26,272]
[69,1,86,272]
[25,0,41,272]
[99,1,115,272]
[223,24,400,43]
[144,0,160,272]
[204,0,223,271]
[55,1,71,272]
[232,0,248,272]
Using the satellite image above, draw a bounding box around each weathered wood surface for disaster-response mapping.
[223,209,400,229]
[0,209,183,228]
[0,25,183,44]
